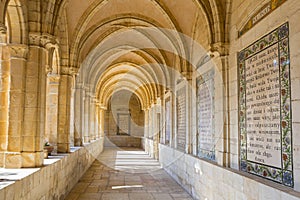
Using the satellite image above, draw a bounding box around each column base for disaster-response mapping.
[57,143,70,153]
[74,138,83,146]
[0,152,44,168]
[21,151,44,168]
[84,136,90,143]
[4,152,22,168]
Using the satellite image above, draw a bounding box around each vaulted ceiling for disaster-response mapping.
[1,0,230,108]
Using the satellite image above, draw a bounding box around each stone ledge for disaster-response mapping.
[0,139,104,200]
[159,144,300,200]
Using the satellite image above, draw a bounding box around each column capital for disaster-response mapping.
[0,23,7,34]
[92,97,99,104]
[210,42,229,57]
[47,73,60,83]
[7,44,28,59]
[29,32,58,48]
[61,66,79,76]
[96,103,107,110]
[0,23,7,43]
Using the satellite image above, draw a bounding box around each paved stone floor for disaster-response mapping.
[65,147,193,200]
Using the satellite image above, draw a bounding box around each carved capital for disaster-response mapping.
[181,71,193,80]
[61,66,79,76]
[87,92,95,99]
[47,74,60,83]
[7,44,28,59]
[92,98,99,104]
[0,23,7,43]
[29,32,58,48]
[210,42,229,56]
[98,104,107,110]
[45,64,53,74]
[41,34,58,49]
[0,22,6,34]
[29,33,41,46]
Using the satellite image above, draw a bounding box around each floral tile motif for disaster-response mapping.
[238,22,293,187]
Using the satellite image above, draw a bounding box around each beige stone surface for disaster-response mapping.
[66,147,193,200]
[0,140,103,199]
[159,144,300,200]
[0,0,299,198]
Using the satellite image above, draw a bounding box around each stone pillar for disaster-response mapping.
[74,84,84,146]
[69,87,75,147]
[183,71,193,154]
[94,102,99,139]
[45,74,60,154]
[89,97,96,141]
[22,38,48,167]
[144,108,149,138]
[0,44,9,167]
[160,93,165,144]
[153,99,161,160]
[215,54,229,167]
[148,107,152,139]
[98,106,106,138]
[57,67,76,153]
[84,93,90,143]
[0,44,28,168]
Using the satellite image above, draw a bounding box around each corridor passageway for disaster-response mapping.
[1,0,300,199]
[65,148,193,200]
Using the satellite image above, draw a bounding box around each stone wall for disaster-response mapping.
[106,90,144,137]
[0,139,103,200]
[229,0,300,191]
[104,136,142,148]
[159,144,300,200]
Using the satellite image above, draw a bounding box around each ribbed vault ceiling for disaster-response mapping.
[63,0,226,109]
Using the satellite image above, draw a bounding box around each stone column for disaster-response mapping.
[144,108,149,138]
[0,44,28,168]
[98,105,106,138]
[215,54,229,167]
[161,93,166,144]
[0,44,9,167]
[89,97,96,141]
[183,71,193,154]
[74,84,84,146]
[22,36,49,167]
[45,74,60,154]
[153,99,161,160]
[84,92,90,143]
[69,87,75,147]
[0,19,6,167]
[148,107,153,139]
[94,102,100,140]
[57,67,76,153]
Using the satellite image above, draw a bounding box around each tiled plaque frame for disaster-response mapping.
[196,69,215,161]
[238,22,293,187]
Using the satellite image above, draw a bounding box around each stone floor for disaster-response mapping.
[65,147,193,200]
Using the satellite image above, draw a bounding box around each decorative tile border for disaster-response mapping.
[238,23,293,187]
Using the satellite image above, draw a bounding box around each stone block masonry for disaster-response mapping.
[0,139,103,200]
[159,144,300,200]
